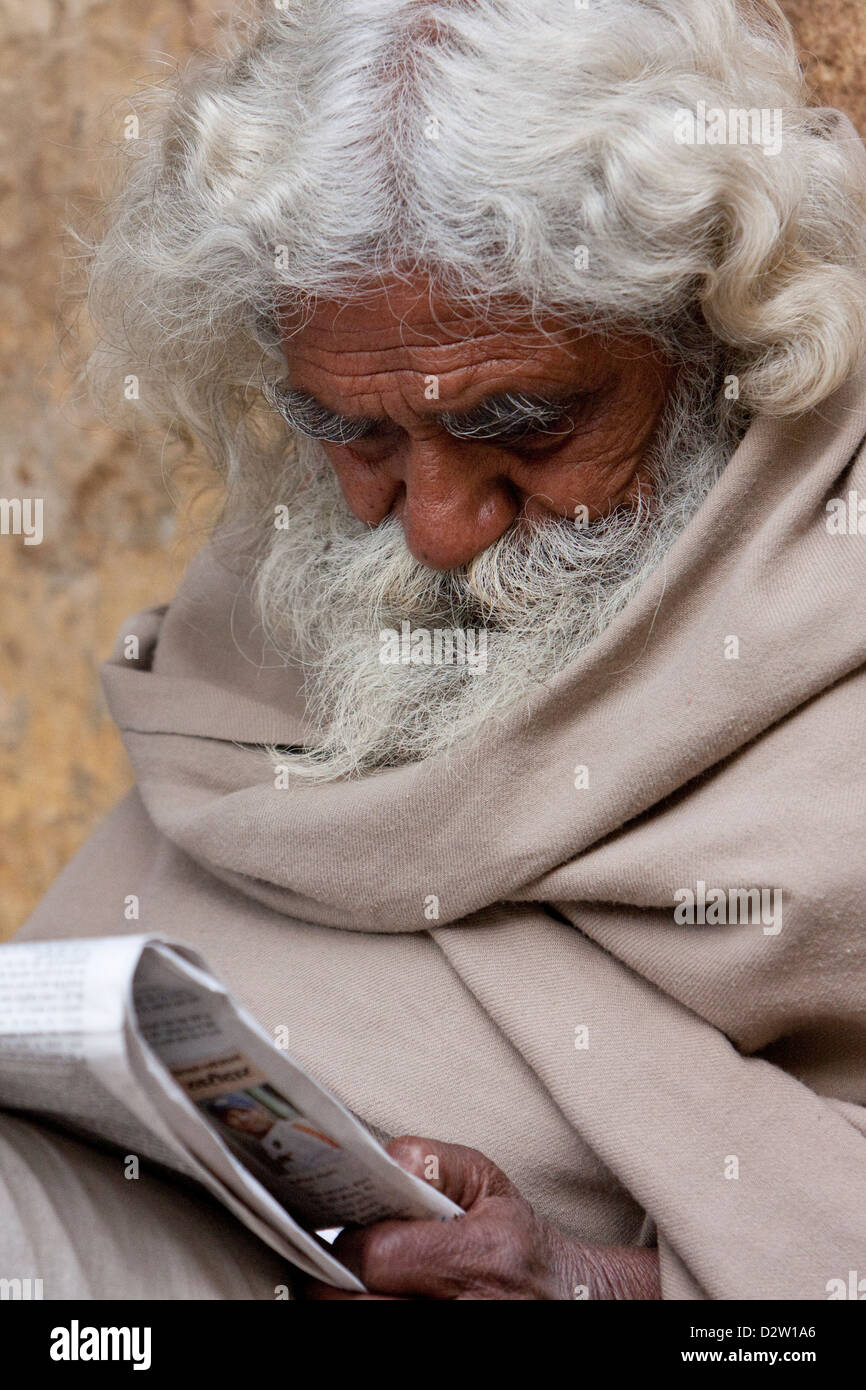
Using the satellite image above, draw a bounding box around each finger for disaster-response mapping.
[331,1197,520,1299]
[385,1135,518,1208]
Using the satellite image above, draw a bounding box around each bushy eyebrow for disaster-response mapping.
[439,390,585,440]
[263,380,586,445]
[262,381,376,444]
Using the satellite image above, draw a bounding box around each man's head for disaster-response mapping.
[84,0,866,776]
[272,278,673,569]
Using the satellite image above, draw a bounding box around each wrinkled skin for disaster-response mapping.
[280,275,673,570]
[304,1137,660,1301]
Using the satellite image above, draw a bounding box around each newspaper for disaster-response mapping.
[0,935,462,1291]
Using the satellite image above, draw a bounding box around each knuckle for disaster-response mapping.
[357,1223,412,1289]
[386,1134,429,1168]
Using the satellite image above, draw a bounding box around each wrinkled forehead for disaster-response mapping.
[276,273,663,396]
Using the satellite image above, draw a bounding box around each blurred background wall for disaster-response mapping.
[1,0,864,938]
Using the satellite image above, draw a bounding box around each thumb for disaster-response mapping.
[385,1134,518,1209]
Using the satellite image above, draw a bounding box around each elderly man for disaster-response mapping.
[6,0,866,1301]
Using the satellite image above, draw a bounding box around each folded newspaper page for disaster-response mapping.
[0,935,462,1291]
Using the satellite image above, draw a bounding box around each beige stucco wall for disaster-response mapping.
[1,0,864,937]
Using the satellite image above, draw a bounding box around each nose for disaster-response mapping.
[391,436,520,570]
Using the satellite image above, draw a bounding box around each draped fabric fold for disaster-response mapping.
[18,362,866,1299]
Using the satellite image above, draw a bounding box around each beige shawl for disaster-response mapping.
[17,362,866,1300]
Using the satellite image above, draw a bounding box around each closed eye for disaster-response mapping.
[488,408,589,455]
[439,392,590,449]
[263,381,378,445]
[498,411,583,448]
[264,379,592,452]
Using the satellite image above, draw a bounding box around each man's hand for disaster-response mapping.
[304,1136,660,1300]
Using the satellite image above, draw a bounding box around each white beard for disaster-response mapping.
[253,372,737,780]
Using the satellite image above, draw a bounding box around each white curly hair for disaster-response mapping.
[82,0,866,505]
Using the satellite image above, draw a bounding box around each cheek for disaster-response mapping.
[326,449,399,523]
[545,374,671,510]
[514,425,659,518]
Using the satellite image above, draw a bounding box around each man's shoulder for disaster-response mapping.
[13,788,161,945]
